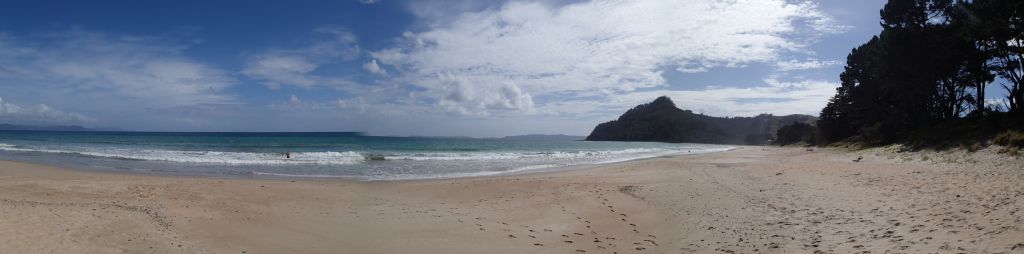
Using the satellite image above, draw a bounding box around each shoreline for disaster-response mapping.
[0,146,739,182]
[1,146,1021,253]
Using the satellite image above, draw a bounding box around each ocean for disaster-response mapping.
[0,131,732,180]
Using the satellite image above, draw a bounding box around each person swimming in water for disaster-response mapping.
[285,152,291,159]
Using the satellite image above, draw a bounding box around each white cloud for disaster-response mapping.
[374,0,844,115]
[244,56,319,88]
[0,29,246,130]
[985,98,1008,111]
[269,94,380,114]
[775,59,840,71]
[0,96,93,124]
[242,27,361,89]
[359,0,379,4]
[535,78,839,119]
[0,30,235,108]
[362,59,387,76]
[404,0,504,25]
[435,74,534,115]
[644,78,839,117]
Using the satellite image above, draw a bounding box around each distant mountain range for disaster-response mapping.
[0,123,121,132]
[586,96,816,145]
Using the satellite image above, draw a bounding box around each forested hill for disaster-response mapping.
[585,96,816,145]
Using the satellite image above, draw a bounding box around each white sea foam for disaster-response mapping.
[356,165,553,181]
[252,172,358,178]
[254,147,737,181]
[0,144,732,166]
[0,141,735,180]
[0,146,366,165]
[385,148,675,161]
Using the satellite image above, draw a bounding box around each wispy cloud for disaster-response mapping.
[362,59,387,76]
[270,94,370,112]
[242,27,362,89]
[0,96,93,124]
[373,0,844,116]
[775,59,841,71]
[0,29,235,108]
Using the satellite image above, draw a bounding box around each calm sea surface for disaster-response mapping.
[0,131,731,180]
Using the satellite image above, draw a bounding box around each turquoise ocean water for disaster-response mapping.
[0,131,731,180]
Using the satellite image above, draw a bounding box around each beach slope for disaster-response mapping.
[0,147,1021,253]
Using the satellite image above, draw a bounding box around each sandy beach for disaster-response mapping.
[0,146,1021,253]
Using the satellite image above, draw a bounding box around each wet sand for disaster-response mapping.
[0,146,1021,253]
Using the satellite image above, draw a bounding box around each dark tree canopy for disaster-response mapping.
[818,0,1023,145]
[775,122,817,146]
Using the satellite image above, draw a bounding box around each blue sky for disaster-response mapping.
[0,0,979,137]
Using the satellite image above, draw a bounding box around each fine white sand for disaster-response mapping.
[0,146,1021,253]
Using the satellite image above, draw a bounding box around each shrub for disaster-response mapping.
[993,130,1024,148]
[775,122,816,146]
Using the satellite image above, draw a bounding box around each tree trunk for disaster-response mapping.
[976,82,985,115]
